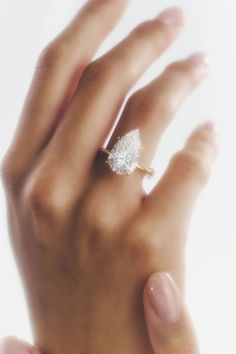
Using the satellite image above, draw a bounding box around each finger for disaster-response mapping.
[4,0,130,186]
[95,53,209,199]
[42,7,185,194]
[142,122,219,229]
[143,272,200,354]
[0,337,40,354]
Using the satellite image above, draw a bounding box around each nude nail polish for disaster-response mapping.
[201,121,217,132]
[147,272,181,323]
[199,121,221,147]
[157,7,184,26]
[188,52,211,66]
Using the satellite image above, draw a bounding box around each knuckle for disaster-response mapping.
[81,204,116,239]
[133,21,152,40]
[132,19,173,54]
[127,90,155,116]
[125,220,161,260]
[84,0,104,16]
[127,88,177,120]
[79,192,119,240]
[80,61,101,85]
[37,40,67,69]
[166,60,200,87]
[24,176,64,224]
[80,58,116,87]
[171,150,209,182]
[153,92,177,117]
[166,61,185,73]
[0,153,21,191]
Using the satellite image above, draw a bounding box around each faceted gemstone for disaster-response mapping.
[107,129,142,175]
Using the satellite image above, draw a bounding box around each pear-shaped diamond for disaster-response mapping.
[108,129,142,175]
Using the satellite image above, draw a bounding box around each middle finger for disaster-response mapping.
[37,7,184,209]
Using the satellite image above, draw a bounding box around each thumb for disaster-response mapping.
[143,272,200,354]
[0,337,40,354]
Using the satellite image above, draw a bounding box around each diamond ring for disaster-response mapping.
[100,129,155,177]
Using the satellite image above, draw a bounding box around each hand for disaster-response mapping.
[0,272,200,354]
[1,0,218,353]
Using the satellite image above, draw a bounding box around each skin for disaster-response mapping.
[1,0,218,353]
[0,273,201,354]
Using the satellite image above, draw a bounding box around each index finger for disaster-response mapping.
[3,0,130,188]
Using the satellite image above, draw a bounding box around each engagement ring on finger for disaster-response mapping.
[100,129,155,177]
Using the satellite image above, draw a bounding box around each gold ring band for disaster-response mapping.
[100,147,155,178]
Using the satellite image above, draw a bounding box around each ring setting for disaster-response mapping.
[100,129,155,178]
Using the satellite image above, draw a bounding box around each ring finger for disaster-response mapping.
[28,7,185,215]
[93,53,210,213]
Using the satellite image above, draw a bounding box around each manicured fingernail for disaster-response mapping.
[157,7,184,26]
[200,121,221,147]
[147,272,181,323]
[201,121,218,132]
[187,52,211,66]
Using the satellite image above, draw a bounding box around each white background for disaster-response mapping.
[0,0,235,353]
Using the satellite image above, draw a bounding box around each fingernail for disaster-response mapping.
[147,272,181,323]
[201,121,218,132]
[187,52,211,66]
[200,121,221,147]
[157,7,184,26]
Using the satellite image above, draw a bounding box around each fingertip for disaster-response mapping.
[199,120,219,134]
[156,7,185,27]
[187,52,211,67]
[145,272,182,324]
[144,274,200,354]
[194,120,221,150]
[0,337,32,354]
[182,51,211,83]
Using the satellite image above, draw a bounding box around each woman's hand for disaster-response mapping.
[1,0,218,353]
[0,272,200,354]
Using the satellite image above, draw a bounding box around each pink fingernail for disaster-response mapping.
[201,121,218,132]
[147,272,181,323]
[157,7,184,26]
[200,121,221,147]
[187,52,211,66]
